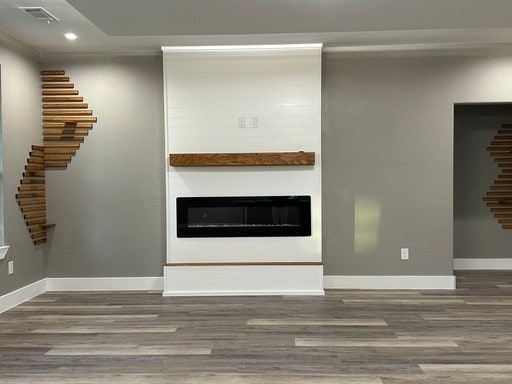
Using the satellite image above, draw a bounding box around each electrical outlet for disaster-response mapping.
[400,248,409,260]
[8,261,14,275]
[238,117,246,129]
[249,117,258,128]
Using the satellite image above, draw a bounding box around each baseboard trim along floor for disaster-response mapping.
[323,275,456,290]
[454,258,512,270]
[1,273,460,314]
[0,278,46,314]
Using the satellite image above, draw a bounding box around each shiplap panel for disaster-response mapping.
[167,86,318,99]
[168,115,318,129]
[164,45,321,265]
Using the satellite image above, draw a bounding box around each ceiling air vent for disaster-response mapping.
[18,7,59,23]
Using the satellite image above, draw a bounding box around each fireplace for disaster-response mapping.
[177,196,311,238]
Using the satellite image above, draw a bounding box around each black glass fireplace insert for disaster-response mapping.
[177,196,311,237]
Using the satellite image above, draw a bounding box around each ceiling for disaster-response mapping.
[1,0,512,54]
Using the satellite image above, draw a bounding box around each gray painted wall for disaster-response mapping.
[322,52,512,276]
[42,55,165,277]
[0,36,45,296]
[454,104,512,259]
[32,50,512,280]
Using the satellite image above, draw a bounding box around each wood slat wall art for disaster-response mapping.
[169,152,316,167]
[16,70,98,245]
[484,124,512,229]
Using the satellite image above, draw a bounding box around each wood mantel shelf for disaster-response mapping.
[169,151,315,167]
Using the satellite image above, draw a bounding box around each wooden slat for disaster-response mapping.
[21,205,46,213]
[42,96,83,103]
[20,179,45,185]
[43,110,93,116]
[43,103,88,109]
[28,225,43,233]
[491,186,512,190]
[25,164,45,171]
[498,218,512,223]
[44,162,68,169]
[169,152,316,167]
[499,174,512,179]
[495,213,512,218]
[41,223,56,229]
[41,76,69,82]
[494,158,512,162]
[41,70,65,75]
[31,231,46,239]
[33,238,47,245]
[16,192,45,199]
[483,196,512,201]
[42,89,79,95]
[43,128,90,135]
[502,224,512,229]
[43,122,92,128]
[43,116,97,123]
[43,142,80,148]
[44,136,84,142]
[24,211,46,220]
[490,207,512,212]
[44,148,76,155]
[18,198,45,206]
[26,218,46,226]
[32,145,45,151]
[42,83,74,89]
[502,124,512,128]
[491,140,512,145]
[487,191,512,196]
[494,180,512,184]
[30,150,44,157]
[23,171,45,178]
[487,146,512,151]
[18,185,45,191]
[44,154,73,161]
[498,163,512,168]
[27,157,45,164]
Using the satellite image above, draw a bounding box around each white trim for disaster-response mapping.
[46,277,164,291]
[162,43,323,52]
[0,279,47,314]
[164,265,324,296]
[0,245,9,260]
[454,258,512,270]
[323,275,456,290]
[163,290,323,297]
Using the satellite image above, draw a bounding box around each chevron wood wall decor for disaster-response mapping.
[484,124,512,229]
[15,70,98,245]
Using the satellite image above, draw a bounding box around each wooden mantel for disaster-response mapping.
[169,151,315,167]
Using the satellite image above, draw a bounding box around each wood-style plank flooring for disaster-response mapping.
[1,271,512,383]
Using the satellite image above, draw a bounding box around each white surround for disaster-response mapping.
[164,265,324,296]
[162,44,322,295]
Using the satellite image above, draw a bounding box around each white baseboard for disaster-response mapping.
[454,258,512,270]
[323,275,456,290]
[164,265,324,296]
[46,277,164,291]
[0,279,47,314]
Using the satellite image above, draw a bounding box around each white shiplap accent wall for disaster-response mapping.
[163,45,322,265]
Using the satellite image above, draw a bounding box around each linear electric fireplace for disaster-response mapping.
[177,196,311,238]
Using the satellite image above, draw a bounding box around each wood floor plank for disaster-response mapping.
[45,345,212,356]
[247,319,388,326]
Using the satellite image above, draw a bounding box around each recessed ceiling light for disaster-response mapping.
[64,33,77,41]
